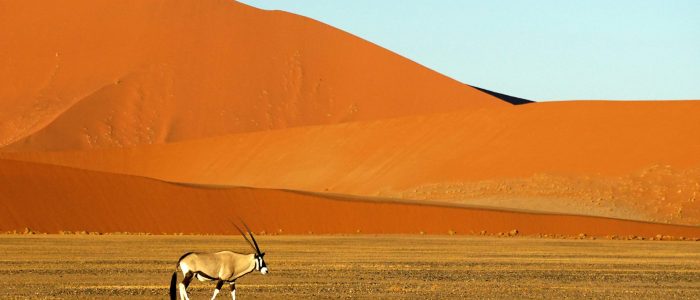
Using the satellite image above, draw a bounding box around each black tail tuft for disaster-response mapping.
[169,271,177,300]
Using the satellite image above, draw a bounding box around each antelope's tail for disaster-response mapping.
[169,271,177,300]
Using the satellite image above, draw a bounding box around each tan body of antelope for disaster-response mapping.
[170,224,268,300]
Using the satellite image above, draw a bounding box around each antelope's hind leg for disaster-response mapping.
[179,272,194,300]
[210,280,224,300]
[229,281,236,300]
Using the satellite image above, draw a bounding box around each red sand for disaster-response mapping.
[5,101,700,224]
[1,159,697,238]
[0,0,503,151]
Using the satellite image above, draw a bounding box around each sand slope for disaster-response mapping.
[0,0,505,151]
[5,100,700,224]
[1,159,697,237]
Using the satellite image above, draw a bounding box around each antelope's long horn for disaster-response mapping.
[242,221,262,254]
[232,222,256,252]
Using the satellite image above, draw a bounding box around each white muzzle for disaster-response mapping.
[260,267,268,274]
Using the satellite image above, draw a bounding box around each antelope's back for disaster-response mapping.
[181,252,223,276]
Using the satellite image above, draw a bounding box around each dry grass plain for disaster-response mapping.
[1,235,698,299]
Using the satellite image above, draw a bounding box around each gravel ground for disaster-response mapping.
[0,235,698,299]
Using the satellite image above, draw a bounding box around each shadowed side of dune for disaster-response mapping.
[469,85,533,105]
[0,159,697,237]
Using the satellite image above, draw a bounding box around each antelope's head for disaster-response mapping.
[235,222,269,275]
[255,252,268,275]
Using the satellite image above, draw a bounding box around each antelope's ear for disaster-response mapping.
[261,252,266,257]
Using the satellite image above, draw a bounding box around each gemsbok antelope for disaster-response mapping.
[169,223,268,300]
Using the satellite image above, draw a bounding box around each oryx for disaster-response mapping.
[169,223,268,300]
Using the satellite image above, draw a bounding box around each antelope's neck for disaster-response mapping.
[234,254,257,279]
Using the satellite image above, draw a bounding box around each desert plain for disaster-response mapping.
[1,0,699,298]
[2,235,699,299]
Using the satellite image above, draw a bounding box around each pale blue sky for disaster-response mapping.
[239,0,699,101]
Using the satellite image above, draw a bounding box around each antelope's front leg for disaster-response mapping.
[211,280,224,299]
[180,272,193,300]
[229,281,236,300]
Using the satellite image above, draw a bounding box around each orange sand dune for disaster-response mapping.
[1,159,697,237]
[4,100,700,224]
[0,0,504,151]
[3,0,698,233]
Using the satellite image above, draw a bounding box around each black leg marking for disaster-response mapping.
[229,281,236,291]
[216,280,224,290]
[183,272,194,288]
[195,271,218,280]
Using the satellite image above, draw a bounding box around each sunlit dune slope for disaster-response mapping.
[4,100,700,225]
[1,159,697,237]
[0,0,505,152]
